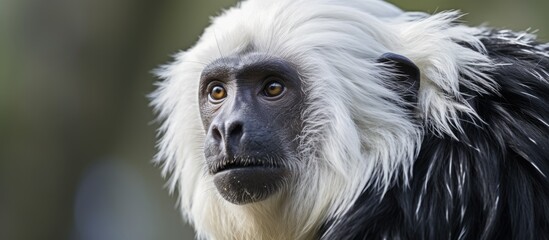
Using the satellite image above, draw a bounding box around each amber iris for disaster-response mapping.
[209,85,227,101]
[264,81,284,97]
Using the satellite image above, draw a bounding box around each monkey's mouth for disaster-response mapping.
[210,157,279,174]
[208,157,287,205]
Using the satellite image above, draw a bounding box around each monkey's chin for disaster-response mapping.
[213,167,287,205]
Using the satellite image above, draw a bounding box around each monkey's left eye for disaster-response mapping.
[263,81,285,97]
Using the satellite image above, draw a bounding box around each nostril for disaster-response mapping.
[211,125,222,142]
[227,122,244,141]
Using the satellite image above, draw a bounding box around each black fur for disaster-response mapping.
[320,30,549,240]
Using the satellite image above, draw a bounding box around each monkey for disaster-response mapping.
[150,0,549,239]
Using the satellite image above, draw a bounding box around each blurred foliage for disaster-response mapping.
[391,0,549,41]
[0,0,547,240]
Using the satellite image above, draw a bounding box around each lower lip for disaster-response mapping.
[213,166,287,204]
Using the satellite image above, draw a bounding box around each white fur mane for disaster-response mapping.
[151,0,496,239]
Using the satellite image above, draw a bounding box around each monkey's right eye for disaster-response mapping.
[208,85,227,102]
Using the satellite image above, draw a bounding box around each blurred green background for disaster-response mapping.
[0,0,547,239]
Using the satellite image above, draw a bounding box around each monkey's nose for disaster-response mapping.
[211,121,244,155]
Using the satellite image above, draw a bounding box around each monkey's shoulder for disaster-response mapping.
[320,30,549,240]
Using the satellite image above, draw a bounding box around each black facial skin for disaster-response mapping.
[199,53,303,205]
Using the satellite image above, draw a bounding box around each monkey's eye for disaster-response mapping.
[263,81,284,97]
[208,85,227,102]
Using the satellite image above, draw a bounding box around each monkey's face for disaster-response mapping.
[198,53,303,205]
